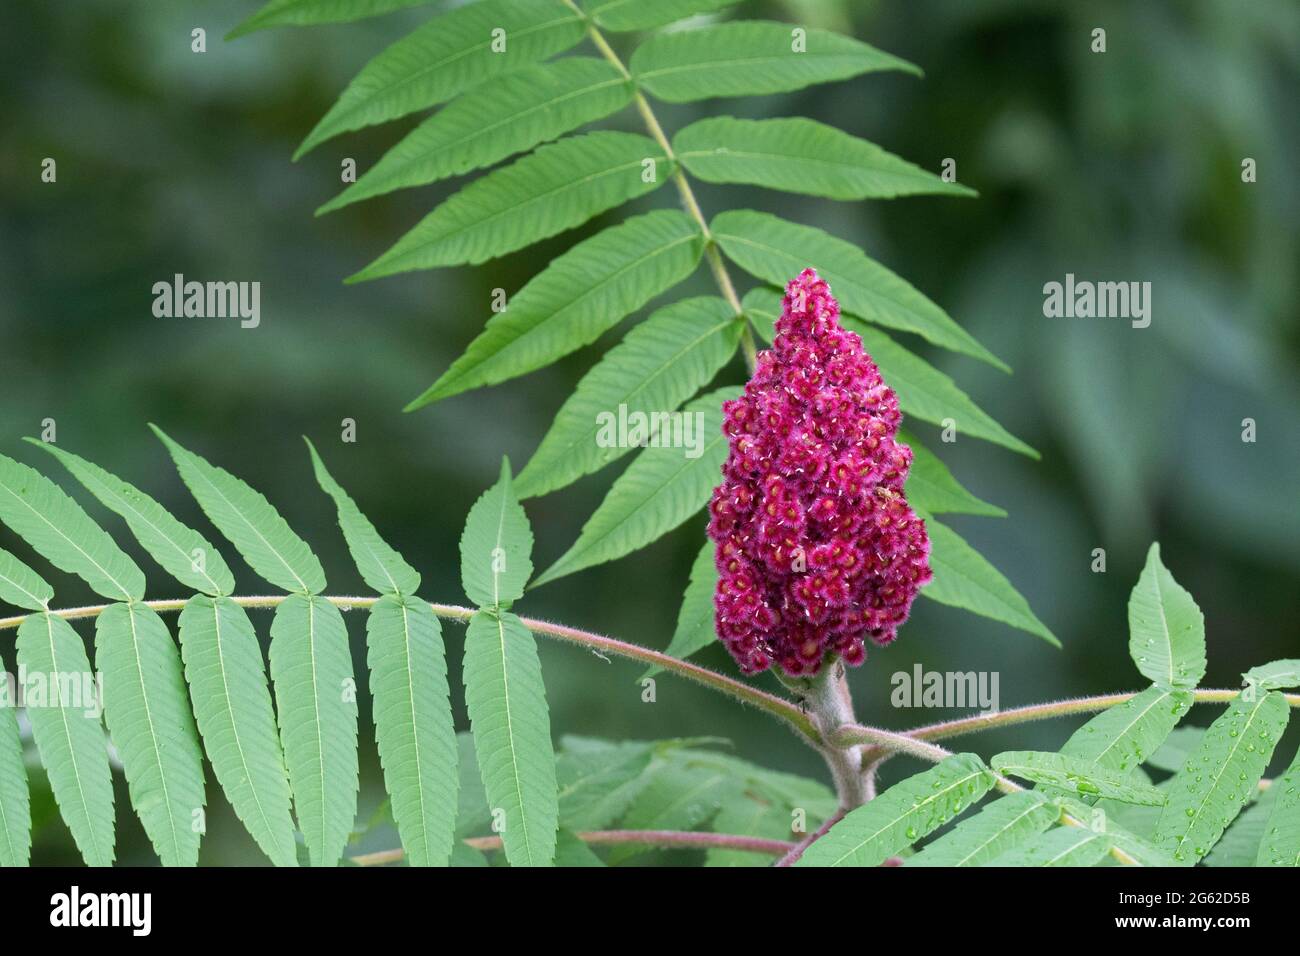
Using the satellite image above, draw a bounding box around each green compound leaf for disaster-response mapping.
[0,451,145,603]
[676,117,973,200]
[295,0,585,157]
[1057,685,1193,776]
[412,210,706,409]
[848,322,1035,457]
[269,595,360,867]
[923,518,1058,646]
[901,433,1005,518]
[351,131,671,281]
[989,826,1112,867]
[229,0,441,39]
[556,738,656,831]
[644,537,718,677]
[319,58,633,214]
[1128,543,1207,690]
[366,594,458,866]
[154,427,326,595]
[799,753,995,867]
[177,596,297,867]
[307,439,420,596]
[460,458,534,609]
[1257,748,1300,867]
[992,751,1166,806]
[1155,689,1289,865]
[95,602,206,867]
[515,296,742,498]
[1242,659,1300,693]
[31,440,235,597]
[583,0,738,32]
[532,386,739,587]
[1204,786,1276,866]
[715,211,1007,371]
[16,612,115,866]
[631,20,919,103]
[0,677,31,866]
[707,794,795,867]
[908,791,1058,867]
[0,546,53,611]
[463,609,558,867]
[1052,795,1175,866]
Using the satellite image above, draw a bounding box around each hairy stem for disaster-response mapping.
[844,689,1300,765]
[564,0,759,371]
[792,666,873,810]
[0,596,820,745]
[351,828,796,866]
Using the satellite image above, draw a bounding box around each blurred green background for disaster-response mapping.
[1,0,1296,864]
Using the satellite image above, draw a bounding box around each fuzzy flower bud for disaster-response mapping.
[708,269,932,676]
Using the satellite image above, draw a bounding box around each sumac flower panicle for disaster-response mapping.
[708,269,932,676]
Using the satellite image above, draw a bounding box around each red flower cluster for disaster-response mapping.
[708,269,932,676]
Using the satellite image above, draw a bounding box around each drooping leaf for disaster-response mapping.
[714,211,1007,370]
[556,738,656,830]
[16,612,115,866]
[631,20,919,103]
[1154,690,1289,865]
[269,595,360,866]
[0,672,31,866]
[583,0,738,32]
[154,427,326,595]
[350,131,671,281]
[412,211,706,408]
[460,458,534,608]
[644,537,717,676]
[553,829,605,866]
[295,0,586,157]
[31,440,235,597]
[463,609,558,866]
[988,826,1112,867]
[307,439,420,596]
[615,761,738,843]
[1242,660,1300,693]
[532,387,738,587]
[0,546,53,611]
[992,751,1166,806]
[1128,543,1207,690]
[515,296,743,498]
[177,595,297,867]
[901,433,1006,517]
[908,792,1058,867]
[366,594,458,866]
[228,0,440,39]
[94,602,206,867]
[799,754,995,867]
[676,117,973,200]
[923,519,1059,646]
[1057,685,1193,776]
[706,794,795,867]
[0,452,145,603]
[741,286,1029,455]
[319,58,633,214]
[1256,750,1300,866]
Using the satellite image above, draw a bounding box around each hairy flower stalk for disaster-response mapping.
[709,269,932,678]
